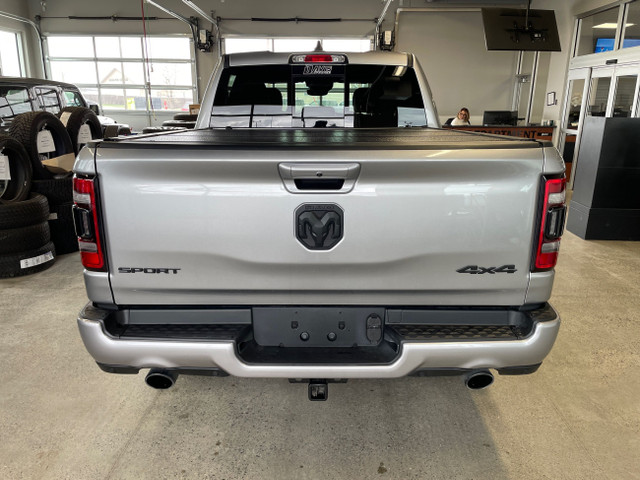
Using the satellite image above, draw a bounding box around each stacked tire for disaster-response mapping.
[0,194,56,278]
[0,135,32,203]
[9,111,74,180]
[31,174,78,255]
[57,106,102,156]
[0,107,103,277]
[1,135,56,277]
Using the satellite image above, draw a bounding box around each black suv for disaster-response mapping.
[0,76,129,135]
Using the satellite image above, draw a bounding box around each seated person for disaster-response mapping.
[447,107,470,126]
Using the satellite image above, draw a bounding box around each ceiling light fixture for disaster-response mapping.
[593,22,635,29]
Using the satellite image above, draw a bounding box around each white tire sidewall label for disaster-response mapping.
[0,154,10,180]
[37,130,56,154]
[78,124,92,144]
[20,251,54,269]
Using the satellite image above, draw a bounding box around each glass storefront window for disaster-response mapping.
[587,76,612,116]
[565,79,585,129]
[612,75,638,117]
[622,1,640,49]
[576,6,620,56]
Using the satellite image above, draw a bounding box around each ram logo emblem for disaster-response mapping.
[295,204,344,250]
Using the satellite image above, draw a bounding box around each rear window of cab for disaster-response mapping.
[211,64,427,128]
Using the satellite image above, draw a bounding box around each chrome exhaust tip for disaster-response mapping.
[145,369,178,389]
[464,370,494,390]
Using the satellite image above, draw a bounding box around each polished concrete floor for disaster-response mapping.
[1,231,639,480]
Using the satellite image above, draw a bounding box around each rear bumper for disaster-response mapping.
[77,303,560,379]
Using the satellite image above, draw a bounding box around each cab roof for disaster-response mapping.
[226,50,412,67]
[0,76,80,90]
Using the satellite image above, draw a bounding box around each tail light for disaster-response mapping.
[72,176,106,271]
[534,177,567,271]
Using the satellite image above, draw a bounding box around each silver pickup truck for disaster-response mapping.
[74,50,566,400]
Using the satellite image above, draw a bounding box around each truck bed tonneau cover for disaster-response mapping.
[100,128,549,150]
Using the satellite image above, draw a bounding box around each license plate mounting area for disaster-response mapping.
[252,307,386,348]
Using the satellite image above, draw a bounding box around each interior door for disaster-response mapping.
[587,66,615,117]
[559,68,589,186]
[610,64,639,118]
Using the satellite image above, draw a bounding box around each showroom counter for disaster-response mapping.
[444,125,555,141]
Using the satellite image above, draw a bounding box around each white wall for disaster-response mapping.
[533,0,577,128]
[395,9,520,125]
[571,0,616,15]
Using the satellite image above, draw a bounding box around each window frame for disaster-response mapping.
[572,1,640,58]
[0,29,26,77]
[45,34,197,114]
[575,4,623,57]
[621,0,640,50]
[34,86,63,114]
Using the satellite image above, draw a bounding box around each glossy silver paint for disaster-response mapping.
[77,312,560,378]
[75,52,565,378]
[91,146,555,307]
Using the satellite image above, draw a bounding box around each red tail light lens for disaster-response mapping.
[290,54,347,63]
[305,54,334,63]
[534,177,567,271]
[73,176,105,271]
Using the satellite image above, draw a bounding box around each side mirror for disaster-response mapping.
[89,104,102,115]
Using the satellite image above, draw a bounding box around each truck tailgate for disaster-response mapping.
[94,129,545,306]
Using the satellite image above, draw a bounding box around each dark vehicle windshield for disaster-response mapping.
[211,64,427,128]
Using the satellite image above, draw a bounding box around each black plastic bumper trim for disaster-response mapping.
[96,362,229,377]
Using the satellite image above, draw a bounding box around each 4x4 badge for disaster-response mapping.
[457,265,517,274]
[295,204,343,250]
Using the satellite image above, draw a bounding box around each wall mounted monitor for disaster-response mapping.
[482,8,561,52]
